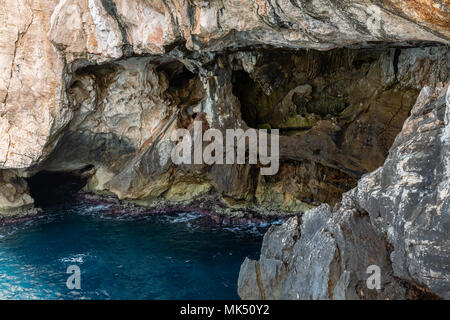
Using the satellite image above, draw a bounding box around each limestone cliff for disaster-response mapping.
[0,0,449,299]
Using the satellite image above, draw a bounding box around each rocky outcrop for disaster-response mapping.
[48,0,450,57]
[0,0,449,216]
[0,0,448,166]
[10,46,442,218]
[0,0,66,170]
[238,83,450,299]
[0,169,35,219]
[0,0,449,299]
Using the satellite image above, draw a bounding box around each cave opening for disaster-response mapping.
[231,47,422,207]
[27,169,92,208]
[156,61,197,88]
[26,47,424,213]
[231,48,420,135]
[232,70,260,128]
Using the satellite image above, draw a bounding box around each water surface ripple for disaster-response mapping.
[0,202,272,300]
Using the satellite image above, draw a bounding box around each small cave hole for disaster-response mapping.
[157,61,197,88]
[27,167,93,208]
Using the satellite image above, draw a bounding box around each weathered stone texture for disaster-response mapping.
[0,0,449,299]
[238,84,450,300]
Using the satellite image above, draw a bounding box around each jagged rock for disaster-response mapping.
[238,84,450,300]
[0,170,35,219]
[1,0,449,169]
[0,0,449,299]
[354,83,450,299]
[0,0,448,216]
[51,46,445,216]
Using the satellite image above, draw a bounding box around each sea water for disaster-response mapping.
[0,200,271,300]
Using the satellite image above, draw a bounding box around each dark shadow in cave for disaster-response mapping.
[231,48,387,133]
[157,61,197,88]
[27,169,91,208]
[230,47,424,207]
[232,70,260,128]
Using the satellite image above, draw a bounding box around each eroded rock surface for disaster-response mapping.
[1,0,449,170]
[0,170,35,219]
[0,0,449,215]
[0,0,66,170]
[0,0,449,299]
[238,84,450,299]
[22,46,445,217]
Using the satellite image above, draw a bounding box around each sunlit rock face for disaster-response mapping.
[46,0,450,58]
[0,0,66,170]
[0,169,35,218]
[0,0,448,205]
[0,0,449,299]
[22,46,446,217]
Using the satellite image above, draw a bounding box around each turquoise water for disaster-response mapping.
[0,200,270,300]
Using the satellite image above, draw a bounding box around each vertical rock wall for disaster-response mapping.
[238,83,450,299]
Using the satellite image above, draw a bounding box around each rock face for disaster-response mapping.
[0,0,449,299]
[23,46,446,217]
[0,169,35,218]
[1,0,448,169]
[0,0,66,169]
[238,84,450,299]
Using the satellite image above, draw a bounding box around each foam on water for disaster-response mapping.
[0,201,271,299]
[59,253,91,264]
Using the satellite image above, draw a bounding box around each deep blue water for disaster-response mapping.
[0,201,271,300]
